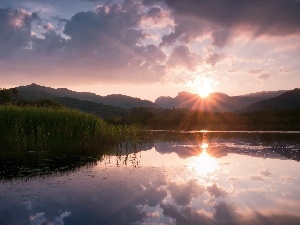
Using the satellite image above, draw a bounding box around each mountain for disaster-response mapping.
[17,83,159,109]
[240,88,300,112]
[53,97,127,118]
[238,90,287,99]
[155,90,289,112]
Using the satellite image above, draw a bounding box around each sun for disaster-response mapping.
[197,84,213,98]
[186,76,217,98]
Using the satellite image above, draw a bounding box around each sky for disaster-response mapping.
[0,0,299,101]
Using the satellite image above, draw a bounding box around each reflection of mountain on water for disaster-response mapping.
[1,132,300,180]
[152,139,300,162]
[208,143,300,162]
[154,142,201,159]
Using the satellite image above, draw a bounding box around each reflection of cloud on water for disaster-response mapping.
[206,183,232,198]
[168,179,205,206]
[280,176,295,183]
[238,185,277,194]
[1,137,300,225]
[259,167,273,177]
[161,200,300,225]
[249,175,267,181]
[30,212,46,225]
[160,202,213,225]
[227,176,243,181]
[30,211,70,225]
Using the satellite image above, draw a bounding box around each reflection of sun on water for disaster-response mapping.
[189,143,219,176]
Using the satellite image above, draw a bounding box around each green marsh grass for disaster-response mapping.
[0,106,136,152]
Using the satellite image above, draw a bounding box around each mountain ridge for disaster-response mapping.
[154,90,288,112]
[240,88,300,112]
[17,83,159,109]
[15,83,298,112]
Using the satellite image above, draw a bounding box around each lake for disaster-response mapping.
[1,131,300,225]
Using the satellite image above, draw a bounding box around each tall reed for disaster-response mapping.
[0,106,136,152]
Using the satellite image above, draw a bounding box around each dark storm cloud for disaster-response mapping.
[161,0,300,46]
[0,8,38,58]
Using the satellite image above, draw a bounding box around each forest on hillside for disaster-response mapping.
[111,107,300,130]
[2,88,300,131]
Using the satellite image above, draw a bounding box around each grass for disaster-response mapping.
[0,105,136,152]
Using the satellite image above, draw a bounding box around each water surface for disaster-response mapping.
[1,131,300,225]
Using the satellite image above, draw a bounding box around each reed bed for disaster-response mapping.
[0,106,136,152]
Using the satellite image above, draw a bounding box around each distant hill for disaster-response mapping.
[17,83,159,109]
[241,88,300,112]
[155,90,288,112]
[53,97,127,118]
[237,90,287,99]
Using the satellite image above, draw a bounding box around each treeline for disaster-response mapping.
[0,88,62,108]
[2,88,300,130]
[113,107,300,130]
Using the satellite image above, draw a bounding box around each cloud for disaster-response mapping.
[64,3,142,53]
[248,69,263,74]
[227,176,243,181]
[0,8,38,58]
[59,1,167,82]
[206,53,226,66]
[163,0,300,38]
[211,28,233,48]
[160,14,207,46]
[142,6,173,27]
[249,175,267,181]
[168,45,202,70]
[279,68,290,74]
[32,30,66,54]
[0,2,168,84]
[43,23,54,31]
[257,73,271,82]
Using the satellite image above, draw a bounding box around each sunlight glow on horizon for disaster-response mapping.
[197,85,213,98]
[186,76,217,98]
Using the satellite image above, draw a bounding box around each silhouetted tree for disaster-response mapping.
[0,88,19,105]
